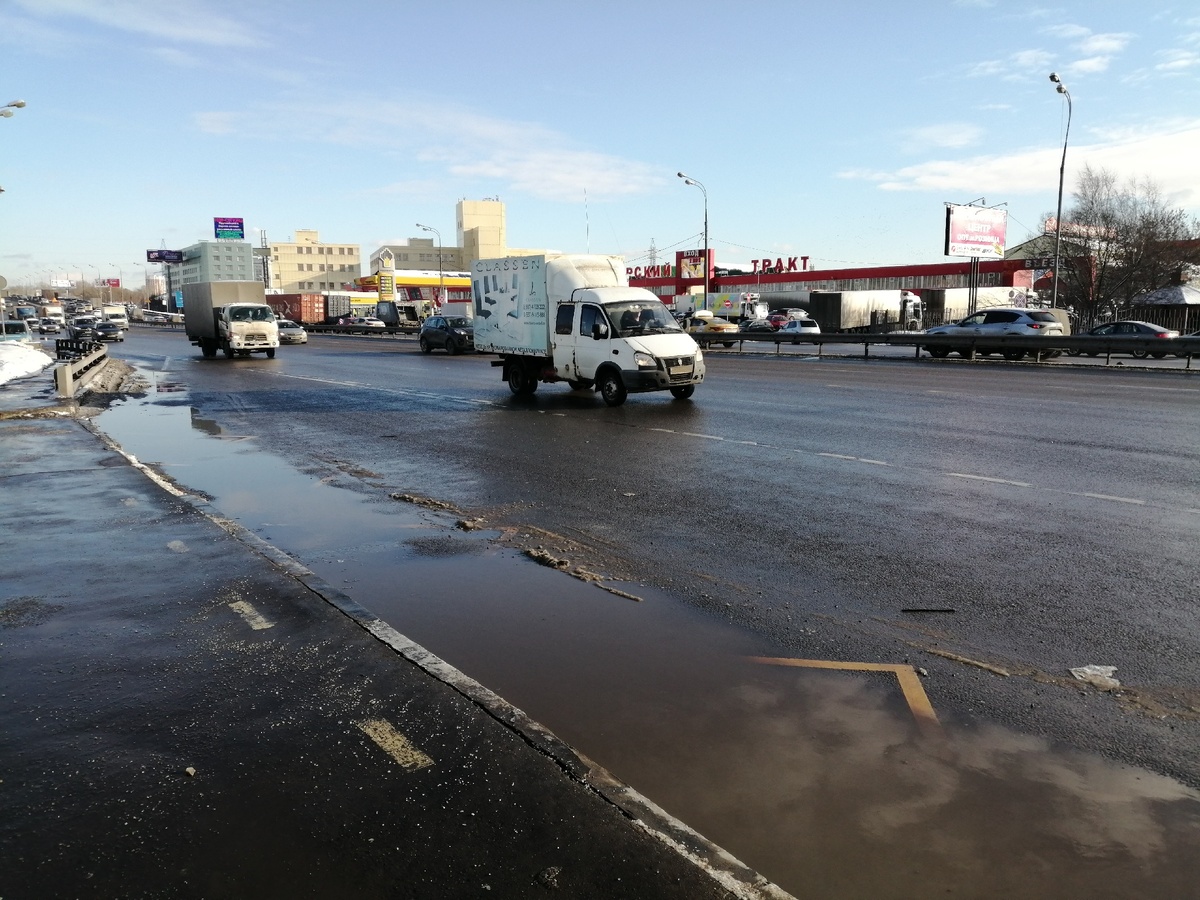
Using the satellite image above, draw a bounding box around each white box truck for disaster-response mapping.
[472,254,705,406]
[183,281,280,359]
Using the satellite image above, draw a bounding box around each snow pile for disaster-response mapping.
[0,342,54,387]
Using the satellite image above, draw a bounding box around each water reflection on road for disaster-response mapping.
[99,375,1200,900]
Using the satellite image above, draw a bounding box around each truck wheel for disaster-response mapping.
[507,365,537,396]
[201,340,216,358]
[669,385,695,400]
[598,370,627,407]
[266,348,276,359]
[223,345,234,359]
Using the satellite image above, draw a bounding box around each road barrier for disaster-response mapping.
[692,331,1200,366]
[53,340,107,397]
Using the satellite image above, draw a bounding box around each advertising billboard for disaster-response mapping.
[944,205,1007,260]
[214,217,245,240]
[147,249,183,263]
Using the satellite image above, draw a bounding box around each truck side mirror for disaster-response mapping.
[592,321,608,340]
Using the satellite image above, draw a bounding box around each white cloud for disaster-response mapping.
[969,49,1053,80]
[902,124,985,152]
[12,0,263,48]
[188,97,663,203]
[838,119,1200,212]
[1079,32,1132,55]
[1069,56,1115,74]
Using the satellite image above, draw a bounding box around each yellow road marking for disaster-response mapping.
[227,600,274,630]
[749,657,940,733]
[356,719,434,771]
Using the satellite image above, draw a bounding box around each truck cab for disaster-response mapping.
[546,291,704,405]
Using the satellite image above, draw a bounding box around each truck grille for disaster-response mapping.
[663,355,695,383]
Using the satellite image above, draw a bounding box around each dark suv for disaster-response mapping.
[418,315,474,355]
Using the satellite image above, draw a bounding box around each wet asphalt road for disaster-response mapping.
[106,329,1200,788]
[69,327,1200,896]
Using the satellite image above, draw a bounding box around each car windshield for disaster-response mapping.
[611,302,681,337]
[446,316,471,328]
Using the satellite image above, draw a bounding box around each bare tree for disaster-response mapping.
[1057,164,1200,325]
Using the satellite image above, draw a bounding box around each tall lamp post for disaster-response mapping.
[1048,72,1072,310]
[677,172,709,304]
[415,223,444,310]
[0,99,26,119]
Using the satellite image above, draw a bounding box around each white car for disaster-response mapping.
[277,319,308,345]
[778,317,821,341]
[923,307,1064,360]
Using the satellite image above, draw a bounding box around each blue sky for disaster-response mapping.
[1,0,1198,289]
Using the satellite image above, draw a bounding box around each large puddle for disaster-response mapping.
[98,374,1200,899]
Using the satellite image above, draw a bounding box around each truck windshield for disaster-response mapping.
[230,307,275,322]
[611,302,681,337]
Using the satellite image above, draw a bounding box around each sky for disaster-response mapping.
[1,0,1198,291]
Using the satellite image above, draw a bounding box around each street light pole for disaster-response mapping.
[1049,72,1072,310]
[0,99,26,119]
[677,172,709,305]
[415,224,444,311]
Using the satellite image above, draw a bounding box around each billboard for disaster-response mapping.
[944,205,1007,260]
[147,249,183,263]
[214,217,245,240]
[104,278,121,288]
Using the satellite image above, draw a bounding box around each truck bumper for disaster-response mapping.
[621,360,704,394]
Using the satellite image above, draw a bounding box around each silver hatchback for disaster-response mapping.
[923,307,1064,360]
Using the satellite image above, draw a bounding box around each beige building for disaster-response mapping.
[270,230,361,293]
[368,198,542,274]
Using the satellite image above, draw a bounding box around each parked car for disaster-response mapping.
[94,321,125,342]
[419,315,474,354]
[1068,320,1180,358]
[923,307,1064,360]
[1,320,34,343]
[38,318,62,334]
[777,318,822,341]
[681,312,739,348]
[277,319,309,345]
[739,319,777,333]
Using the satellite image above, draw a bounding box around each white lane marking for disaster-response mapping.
[356,719,434,771]
[1077,492,1146,505]
[818,453,857,460]
[858,459,891,466]
[228,600,274,630]
[947,473,1032,487]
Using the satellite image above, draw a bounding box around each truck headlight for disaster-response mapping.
[633,351,657,369]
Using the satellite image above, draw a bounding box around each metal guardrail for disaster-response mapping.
[53,340,107,397]
[692,330,1200,366]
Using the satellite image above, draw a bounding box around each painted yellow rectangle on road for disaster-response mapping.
[356,718,434,772]
[750,657,940,733]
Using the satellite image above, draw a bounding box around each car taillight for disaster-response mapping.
[1028,323,1045,329]
[1156,332,1172,338]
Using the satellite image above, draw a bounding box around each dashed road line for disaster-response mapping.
[947,473,1032,487]
[356,718,434,771]
[228,600,274,630]
[1077,492,1146,505]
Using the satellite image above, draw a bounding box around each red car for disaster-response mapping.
[766,313,788,330]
